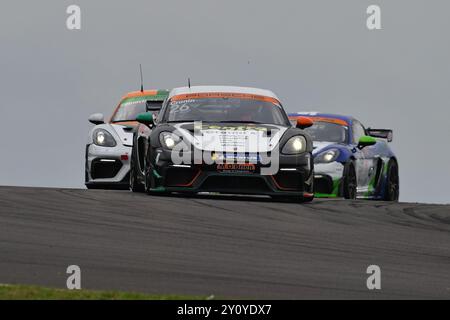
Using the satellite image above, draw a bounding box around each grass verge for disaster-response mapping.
[0,284,208,300]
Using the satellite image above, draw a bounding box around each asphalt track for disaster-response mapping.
[0,186,449,299]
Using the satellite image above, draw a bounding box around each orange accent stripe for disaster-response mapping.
[171,92,281,105]
[289,116,348,126]
[123,90,158,99]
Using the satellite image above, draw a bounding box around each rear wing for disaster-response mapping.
[367,128,393,142]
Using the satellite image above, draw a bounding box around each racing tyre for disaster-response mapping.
[343,161,357,200]
[144,167,154,195]
[383,159,399,201]
[130,151,144,193]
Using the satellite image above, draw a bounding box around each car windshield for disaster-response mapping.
[302,121,348,143]
[163,95,288,125]
[111,98,163,122]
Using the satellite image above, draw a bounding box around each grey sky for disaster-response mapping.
[0,0,449,203]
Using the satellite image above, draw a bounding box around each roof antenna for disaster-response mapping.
[188,77,191,88]
[139,64,144,92]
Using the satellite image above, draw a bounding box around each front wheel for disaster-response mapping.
[144,166,154,195]
[342,161,357,199]
[130,152,144,193]
[383,159,399,201]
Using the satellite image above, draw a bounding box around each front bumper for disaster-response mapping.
[151,149,314,197]
[85,143,132,188]
[313,162,344,197]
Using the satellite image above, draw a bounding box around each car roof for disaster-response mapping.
[288,112,354,124]
[121,89,169,100]
[168,86,281,102]
[109,89,169,123]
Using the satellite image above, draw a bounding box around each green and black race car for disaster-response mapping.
[129,85,315,202]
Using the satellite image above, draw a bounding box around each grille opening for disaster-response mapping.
[200,175,271,193]
[91,159,122,179]
[273,171,304,191]
[314,176,334,194]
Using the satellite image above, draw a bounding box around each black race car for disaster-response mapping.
[130,86,315,202]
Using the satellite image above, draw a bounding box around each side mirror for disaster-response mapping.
[136,112,154,127]
[88,113,104,125]
[296,117,314,129]
[358,135,377,149]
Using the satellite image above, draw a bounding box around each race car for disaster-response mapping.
[288,112,399,201]
[130,86,315,202]
[85,89,169,189]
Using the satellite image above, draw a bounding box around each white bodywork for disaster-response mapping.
[313,141,344,181]
[85,123,133,185]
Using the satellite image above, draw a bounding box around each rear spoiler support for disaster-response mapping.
[367,128,393,142]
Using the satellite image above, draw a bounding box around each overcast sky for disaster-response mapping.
[0,0,449,203]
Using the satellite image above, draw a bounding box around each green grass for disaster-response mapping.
[0,284,209,300]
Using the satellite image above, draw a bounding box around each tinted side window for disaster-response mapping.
[352,120,366,143]
[157,98,169,123]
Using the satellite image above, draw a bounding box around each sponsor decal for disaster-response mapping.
[121,95,166,107]
[198,124,268,131]
[213,152,260,163]
[171,99,196,105]
[217,163,256,173]
[198,128,272,153]
[171,92,281,105]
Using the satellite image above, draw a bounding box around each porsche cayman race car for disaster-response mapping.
[130,86,315,202]
[85,89,169,189]
[289,112,399,201]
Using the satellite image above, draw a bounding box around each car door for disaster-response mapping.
[352,120,376,193]
[136,124,152,173]
[135,105,163,173]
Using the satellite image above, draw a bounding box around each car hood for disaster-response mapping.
[172,122,288,153]
[312,141,338,156]
[110,123,135,146]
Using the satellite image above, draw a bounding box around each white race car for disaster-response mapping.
[85,89,169,189]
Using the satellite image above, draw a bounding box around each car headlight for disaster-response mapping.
[93,129,116,147]
[281,136,307,154]
[315,149,340,163]
[159,132,181,149]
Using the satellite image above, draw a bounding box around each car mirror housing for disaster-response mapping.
[358,135,377,149]
[88,113,104,125]
[296,117,314,129]
[136,112,154,127]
